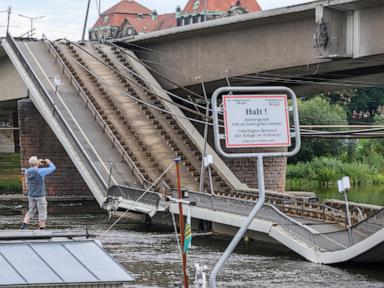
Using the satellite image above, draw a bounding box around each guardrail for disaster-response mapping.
[108,185,161,208]
[44,38,151,189]
[5,33,108,200]
[180,190,384,252]
[218,189,347,224]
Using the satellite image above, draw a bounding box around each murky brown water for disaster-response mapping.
[1,213,383,287]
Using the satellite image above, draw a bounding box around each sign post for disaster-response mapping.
[209,87,301,288]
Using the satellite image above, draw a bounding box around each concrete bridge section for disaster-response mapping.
[120,0,384,96]
[3,34,384,264]
[168,190,384,264]
[2,34,258,214]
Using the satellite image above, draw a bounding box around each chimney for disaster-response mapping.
[152,10,158,20]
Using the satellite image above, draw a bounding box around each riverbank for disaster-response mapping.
[0,153,21,194]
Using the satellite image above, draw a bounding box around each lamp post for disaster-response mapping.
[19,14,44,38]
[0,6,11,34]
[338,176,353,245]
[82,0,91,41]
[204,0,207,22]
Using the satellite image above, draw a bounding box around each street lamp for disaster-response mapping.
[0,6,11,34]
[19,14,44,38]
[338,176,353,245]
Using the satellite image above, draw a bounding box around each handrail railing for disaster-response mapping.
[5,33,108,199]
[45,38,150,189]
[182,190,384,252]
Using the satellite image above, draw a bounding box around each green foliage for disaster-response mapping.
[291,97,348,163]
[0,153,21,193]
[287,89,384,188]
[287,157,384,187]
[349,88,384,120]
[298,97,347,125]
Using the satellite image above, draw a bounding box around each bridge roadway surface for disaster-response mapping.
[3,36,384,264]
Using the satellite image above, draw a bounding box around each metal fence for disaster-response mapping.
[180,190,384,252]
[108,185,160,208]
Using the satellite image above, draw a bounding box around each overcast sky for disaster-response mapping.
[0,0,314,40]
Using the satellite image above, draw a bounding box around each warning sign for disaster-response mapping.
[223,95,291,148]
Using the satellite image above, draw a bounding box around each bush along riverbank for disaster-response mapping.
[287,156,384,188]
[0,153,22,194]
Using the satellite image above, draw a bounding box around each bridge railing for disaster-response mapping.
[5,33,109,201]
[181,190,384,252]
[108,185,160,208]
[233,189,349,224]
[315,207,384,251]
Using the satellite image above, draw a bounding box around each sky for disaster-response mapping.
[0,0,314,40]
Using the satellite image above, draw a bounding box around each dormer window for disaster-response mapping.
[103,16,109,23]
[193,0,200,10]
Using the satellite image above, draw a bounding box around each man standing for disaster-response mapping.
[20,156,56,230]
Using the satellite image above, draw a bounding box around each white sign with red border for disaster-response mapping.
[223,95,291,148]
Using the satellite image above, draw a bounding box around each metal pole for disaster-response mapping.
[107,162,115,190]
[209,156,266,288]
[199,79,210,193]
[82,0,91,41]
[19,14,44,38]
[176,158,188,288]
[344,191,353,245]
[6,6,11,34]
[204,0,207,21]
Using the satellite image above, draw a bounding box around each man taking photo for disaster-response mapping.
[20,156,56,230]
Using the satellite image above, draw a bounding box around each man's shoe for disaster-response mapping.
[20,223,28,230]
[39,227,45,230]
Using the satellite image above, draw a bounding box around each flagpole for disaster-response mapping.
[175,157,188,288]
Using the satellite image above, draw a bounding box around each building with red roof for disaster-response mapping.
[176,0,261,26]
[89,0,261,41]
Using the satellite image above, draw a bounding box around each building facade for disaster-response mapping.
[89,0,261,41]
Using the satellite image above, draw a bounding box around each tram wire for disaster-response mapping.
[51,39,384,138]
[53,48,384,137]
[119,41,384,88]
[57,48,213,126]
[61,40,209,120]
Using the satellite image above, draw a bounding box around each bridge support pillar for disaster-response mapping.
[223,150,287,192]
[315,5,353,58]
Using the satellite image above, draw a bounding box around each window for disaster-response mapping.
[193,0,200,10]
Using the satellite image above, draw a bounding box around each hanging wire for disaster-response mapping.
[232,74,384,89]
[110,42,207,100]
[89,41,209,110]
[62,40,210,119]
[57,45,214,126]
[120,41,384,89]
[99,161,175,237]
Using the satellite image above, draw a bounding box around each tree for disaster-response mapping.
[349,88,384,121]
[291,97,349,163]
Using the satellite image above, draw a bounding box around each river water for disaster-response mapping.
[287,183,384,206]
[0,213,383,287]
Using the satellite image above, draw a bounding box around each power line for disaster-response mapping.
[64,40,209,119]
[122,41,384,89]
[55,44,214,127]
